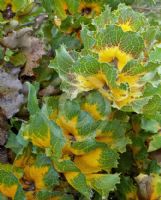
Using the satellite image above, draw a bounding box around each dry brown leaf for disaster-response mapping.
[1,28,33,49]
[1,28,46,76]
[135,174,152,200]
[0,108,8,146]
[0,147,8,164]
[0,68,24,118]
[22,37,45,76]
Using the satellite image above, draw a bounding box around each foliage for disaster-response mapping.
[0,0,161,200]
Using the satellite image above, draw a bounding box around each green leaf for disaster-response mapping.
[87,173,120,198]
[5,131,22,154]
[26,82,40,115]
[149,47,161,63]
[10,52,26,67]
[23,111,50,148]
[148,134,161,152]
[35,155,59,189]
[95,25,144,57]
[97,120,130,153]
[65,0,79,14]
[143,95,161,115]
[0,170,25,200]
[116,176,137,200]
[0,193,8,200]
[53,0,67,20]
[81,90,111,120]
[50,45,74,74]
[81,26,95,49]
[65,172,91,199]
[40,0,54,13]
[53,158,79,173]
[141,118,160,133]
[49,120,66,158]
[36,190,74,200]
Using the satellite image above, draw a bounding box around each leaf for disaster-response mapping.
[0,193,7,200]
[113,4,146,32]
[0,169,25,199]
[49,120,66,159]
[0,108,8,146]
[70,139,101,155]
[116,177,138,200]
[149,47,161,63]
[1,28,45,76]
[10,52,26,67]
[74,147,119,174]
[36,190,74,200]
[65,0,79,14]
[40,0,54,13]
[96,120,130,153]
[64,172,91,199]
[22,36,46,76]
[56,96,98,141]
[87,173,120,198]
[23,155,59,190]
[22,112,51,148]
[13,145,33,168]
[5,131,22,154]
[135,173,161,200]
[53,45,75,74]
[1,28,33,49]
[0,0,34,13]
[143,95,161,116]
[53,0,67,20]
[95,25,144,60]
[53,158,78,173]
[148,133,161,152]
[0,68,24,118]
[81,90,111,120]
[141,118,160,133]
[26,82,40,115]
[81,26,95,49]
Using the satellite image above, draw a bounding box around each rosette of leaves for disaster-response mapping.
[3,83,131,199]
[41,0,108,45]
[50,4,161,117]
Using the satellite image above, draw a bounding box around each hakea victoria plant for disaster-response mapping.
[0,3,161,200]
[0,83,131,199]
[50,4,161,115]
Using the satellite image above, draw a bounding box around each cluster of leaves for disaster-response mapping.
[0,0,161,200]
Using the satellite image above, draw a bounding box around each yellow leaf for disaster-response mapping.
[118,21,133,32]
[14,150,34,168]
[23,129,51,148]
[96,135,114,145]
[25,191,35,200]
[63,141,85,156]
[82,103,102,120]
[97,46,132,71]
[0,184,18,199]
[64,171,79,183]
[74,148,102,173]
[79,1,101,16]
[56,116,79,139]
[24,165,49,190]
[76,73,105,91]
